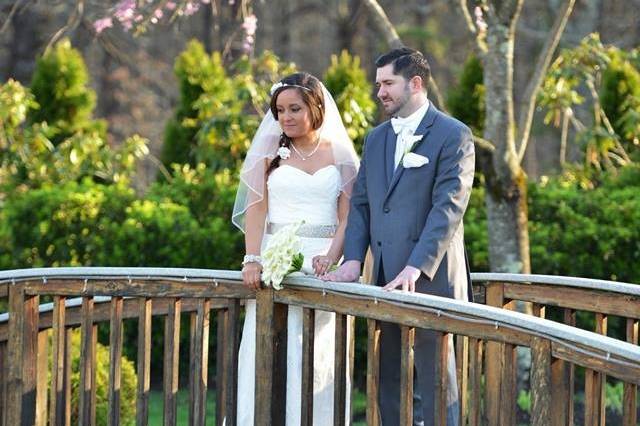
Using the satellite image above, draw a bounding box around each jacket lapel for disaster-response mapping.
[383,104,438,203]
[384,123,396,187]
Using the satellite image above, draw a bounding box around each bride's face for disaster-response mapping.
[275,89,314,139]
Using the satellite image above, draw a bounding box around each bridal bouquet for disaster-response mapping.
[261,222,305,290]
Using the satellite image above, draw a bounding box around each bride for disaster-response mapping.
[231,72,360,425]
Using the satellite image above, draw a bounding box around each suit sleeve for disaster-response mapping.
[407,125,475,280]
[342,135,371,263]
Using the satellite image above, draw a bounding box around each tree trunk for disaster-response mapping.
[482,0,531,274]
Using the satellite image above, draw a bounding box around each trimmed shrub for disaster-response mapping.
[324,50,377,152]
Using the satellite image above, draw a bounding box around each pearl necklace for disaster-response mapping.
[290,136,321,161]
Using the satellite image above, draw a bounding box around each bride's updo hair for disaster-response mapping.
[267,72,325,174]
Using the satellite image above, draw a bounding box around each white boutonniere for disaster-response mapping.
[404,134,424,152]
[401,134,428,168]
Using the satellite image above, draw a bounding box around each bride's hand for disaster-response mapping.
[312,255,335,276]
[242,262,262,290]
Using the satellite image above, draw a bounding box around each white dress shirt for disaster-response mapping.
[391,100,430,169]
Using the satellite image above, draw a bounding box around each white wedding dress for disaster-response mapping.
[236,164,351,425]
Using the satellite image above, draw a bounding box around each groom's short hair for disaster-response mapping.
[375,47,431,89]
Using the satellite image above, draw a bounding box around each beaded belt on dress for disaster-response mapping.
[266,222,337,238]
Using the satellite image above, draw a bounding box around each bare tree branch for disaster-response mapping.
[474,134,496,152]
[44,0,85,53]
[428,76,447,112]
[0,0,29,34]
[360,0,403,49]
[515,0,575,162]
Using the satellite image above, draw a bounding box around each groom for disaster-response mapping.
[324,47,475,425]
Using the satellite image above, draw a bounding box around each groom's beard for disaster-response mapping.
[380,84,411,117]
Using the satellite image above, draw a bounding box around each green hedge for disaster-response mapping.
[1,170,242,271]
[463,165,640,284]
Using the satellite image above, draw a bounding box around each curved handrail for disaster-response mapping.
[0,267,637,371]
[0,267,638,426]
[471,272,640,296]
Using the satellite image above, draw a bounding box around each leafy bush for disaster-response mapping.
[0,55,148,193]
[67,329,137,425]
[324,50,377,152]
[463,164,640,284]
[446,54,485,134]
[28,39,106,145]
[539,34,640,177]
[600,50,640,157]
[161,41,297,171]
[0,174,241,270]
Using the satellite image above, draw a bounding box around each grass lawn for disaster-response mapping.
[148,388,367,425]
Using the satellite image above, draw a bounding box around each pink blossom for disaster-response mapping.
[93,17,113,34]
[242,14,257,36]
[165,1,177,10]
[114,0,136,21]
[183,2,200,16]
[474,6,487,32]
[154,8,163,19]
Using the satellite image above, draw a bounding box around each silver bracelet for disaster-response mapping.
[242,254,262,266]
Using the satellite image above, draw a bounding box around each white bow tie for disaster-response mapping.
[391,116,414,135]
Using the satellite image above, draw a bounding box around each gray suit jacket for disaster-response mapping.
[344,104,475,301]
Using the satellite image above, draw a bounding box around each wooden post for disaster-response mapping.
[366,319,381,426]
[530,337,552,426]
[484,282,504,425]
[189,299,211,426]
[79,296,96,426]
[334,313,347,426]
[301,308,315,426]
[585,313,607,426]
[550,308,575,426]
[6,285,39,426]
[455,335,469,426]
[163,298,181,426]
[348,316,356,425]
[215,300,240,426]
[500,343,517,424]
[216,309,227,426]
[223,300,239,426]
[434,332,450,426]
[108,297,124,426]
[0,342,6,425]
[35,330,49,426]
[623,318,638,426]
[50,296,67,426]
[399,326,414,426]
[136,298,152,426]
[64,328,72,426]
[254,289,287,426]
[467,338,483,426]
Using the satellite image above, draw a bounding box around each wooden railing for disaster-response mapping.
[471,273,640,426]
[0,267,638,426]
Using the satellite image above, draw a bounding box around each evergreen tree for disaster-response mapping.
[446,54,485,134]
[160,40,214,168]
[324,50,376,152]
[28,39,106,146]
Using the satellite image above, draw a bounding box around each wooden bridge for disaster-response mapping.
[0,267,638,425]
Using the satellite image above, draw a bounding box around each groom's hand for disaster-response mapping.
[321,260,361,282]
[383,266,421,292]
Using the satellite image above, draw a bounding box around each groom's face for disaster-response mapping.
[376,64,411,117]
